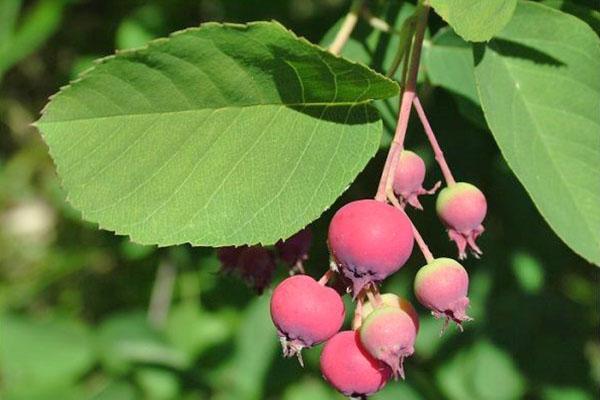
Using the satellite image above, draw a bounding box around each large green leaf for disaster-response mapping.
[429,0,517,42]
[36,21,398,247]
[474,1,600,265]
[541,0,600,34]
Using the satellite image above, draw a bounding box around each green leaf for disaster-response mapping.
[542,386,593,400]
[97,311,188,373]
[165,301,233,359]
[0,0,66,76]
[429,0,517,42]
[211,296,278,400]
[282,378,332,400]
[541,0,600,34]
[135,368,180,400]
[0,0,22,46]
[436,340,525,400]
[0,314,95,393]
[474,1,600,265]
[89,381,139,400]
[423,27,486,128]
[36,21,398,247]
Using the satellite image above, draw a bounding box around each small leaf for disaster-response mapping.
[474,1,600,265]
[429,0,517,42]
[36,21,398,247]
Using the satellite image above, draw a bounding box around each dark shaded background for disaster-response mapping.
[0,1,598,399]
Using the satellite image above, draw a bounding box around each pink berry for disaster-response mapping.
[436,182,487,259]
[414,257,471,330]
[328,199,414,295]
[270,275,345,364]
[320,331,391,397]
[275,228,312,268]
[359,306,417,379]
[361,293,419,333]
[393,150,440,210]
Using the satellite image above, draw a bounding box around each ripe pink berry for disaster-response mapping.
[270,275,345,364]
[275,228,312,269]
[359,306,417,379]
[393,150,440,210]
[328,199,414,295]
[238,246,277,294]
[320,330,391,397]
[414,258,471,330]
[361,293,419,333]
[436,182,487,259]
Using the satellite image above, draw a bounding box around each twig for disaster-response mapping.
[361,8,393,33]
[375,5,430,201]
[386,15,417,78]
[413,96,456,186]
[328,0,364,55]
[148,259,177,330]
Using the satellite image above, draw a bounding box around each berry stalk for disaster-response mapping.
[375,5,430,201]
[413,96,456,186]
[318,269,336,285]
[387,193,434,263]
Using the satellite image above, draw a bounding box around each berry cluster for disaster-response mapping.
[268,6,487,396]
[267,93,487,399]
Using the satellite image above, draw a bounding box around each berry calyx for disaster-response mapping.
[414,257,472,330]
[270,275,345,364]
[320,330,391,398]
[436,182,487,259]
[328,199,414,296]
[392,150,440,210]
[361,293,419,333]
[359,306,417,379]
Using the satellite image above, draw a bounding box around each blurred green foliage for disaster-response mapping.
[0,1,598,399]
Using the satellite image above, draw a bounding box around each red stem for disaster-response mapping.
[413,96,456,186]
[318,269,336,285]
[387,192,435,263]
[375,6,430,201]
[411,221,435,263]
[352,293,365,330]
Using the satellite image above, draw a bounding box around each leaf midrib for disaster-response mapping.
[37,101,373,125]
